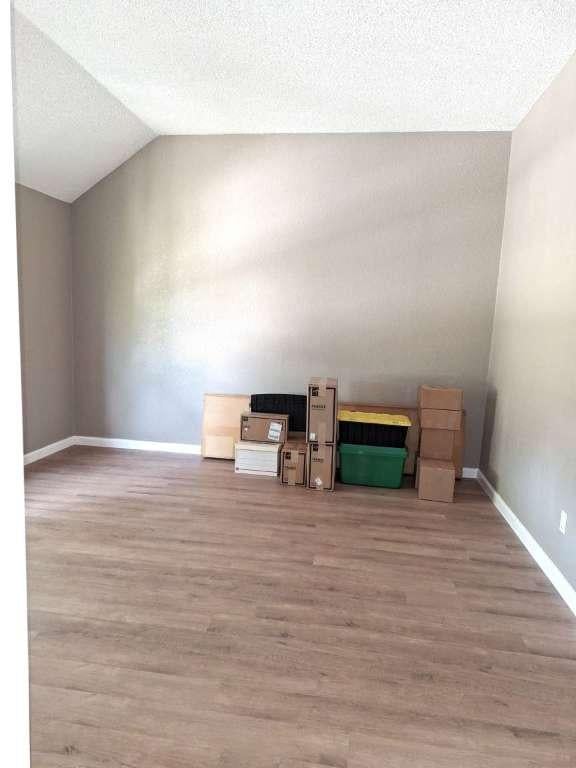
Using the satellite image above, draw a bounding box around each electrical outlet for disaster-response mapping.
[559,510,568,535]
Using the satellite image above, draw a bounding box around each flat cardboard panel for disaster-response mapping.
[240,412,289,444]
[417,458,455,503]
[306,377,338,444]
[202,393,250,459]
[339,402,419,475]
[420,408,462,431]
[420,428,455,461]
[281,442,307,486]
[202,434,235,460]
[418,386,463,411]
[307,443,336,491]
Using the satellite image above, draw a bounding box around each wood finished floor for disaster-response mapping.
[25,447,576,768]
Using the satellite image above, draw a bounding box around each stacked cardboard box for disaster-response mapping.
[417,386,463,503]
[234,411,289,476]
[305,377,338,491]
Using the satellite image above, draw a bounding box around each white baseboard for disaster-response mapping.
[24,435,201,464]
[23,436,76,466]
[462,467,478,479]
[75,436,202,455]
[478,470,576,618]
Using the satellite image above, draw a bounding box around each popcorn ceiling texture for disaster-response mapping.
[15,0,576,134]
[12,1,576,200]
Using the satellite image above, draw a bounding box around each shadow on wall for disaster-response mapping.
[480,383,500,487]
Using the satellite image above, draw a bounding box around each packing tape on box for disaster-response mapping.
[318,421,327,443]
[287,466,297,486]
[317,378,327,397]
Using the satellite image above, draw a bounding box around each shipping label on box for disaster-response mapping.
[306,377,338,444]
[306,443,336,491]
[240,412,289,443]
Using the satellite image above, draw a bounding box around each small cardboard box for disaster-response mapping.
[240,412,289,444]
[280,442,307,486]
[307,443,336,491]
[417,458,455,503]
[420,428,455,461]
[418,386,463,412]
[420,408,462,431]
[306,377,338,444]
[234,442,281,476]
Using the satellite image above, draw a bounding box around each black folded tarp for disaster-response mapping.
[250,393,307,433]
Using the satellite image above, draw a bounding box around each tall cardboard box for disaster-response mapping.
[307,443,336,491]
[417,458,455,503]
[240,412,289,444]
[306,377,338,444]
[280,442,307,486]
[202,393,250,459]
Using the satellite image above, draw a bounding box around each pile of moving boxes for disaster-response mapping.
[202,381,465,501]
[416,385,464,503]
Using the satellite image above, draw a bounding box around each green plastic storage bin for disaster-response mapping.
[339,443,407,488]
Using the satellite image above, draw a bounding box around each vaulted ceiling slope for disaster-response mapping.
[12,1,576,202]
[12,11,155,202]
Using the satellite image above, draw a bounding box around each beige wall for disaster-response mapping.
[481,53,576,588]
[72,134,510,464]
[16,184,75,452]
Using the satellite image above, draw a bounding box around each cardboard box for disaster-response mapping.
[280,442,307,486]
[417,458,455,503]
[418,386,463,411]
[420,408,462,431]
[420,428,455,461]
[306,377,338,444]
[202,393,251,459]
[240,412,289,444]
[453,410,465,479]
[339,402,419,475]
[235,442,281,476]
[307,443,336,491]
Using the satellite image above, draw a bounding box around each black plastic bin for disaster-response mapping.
[250,394,307,433]
[338,420,408,448]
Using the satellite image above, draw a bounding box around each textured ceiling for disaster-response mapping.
[12,11,155,202]
[11,1,576,200]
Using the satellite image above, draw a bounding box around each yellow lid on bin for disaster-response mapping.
[338,410,412,427]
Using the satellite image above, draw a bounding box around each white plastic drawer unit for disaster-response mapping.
[234,442,281,477]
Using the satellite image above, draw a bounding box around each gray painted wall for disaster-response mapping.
[72,133,510,464]
[16,184,75,452]
[481,52,576,589]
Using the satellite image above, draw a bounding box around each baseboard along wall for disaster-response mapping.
[477,471,576,618]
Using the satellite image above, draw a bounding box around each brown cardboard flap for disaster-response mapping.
[418,386,463,411]
[420,408,462,431]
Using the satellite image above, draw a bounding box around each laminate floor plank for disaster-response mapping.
[25,447,576,767]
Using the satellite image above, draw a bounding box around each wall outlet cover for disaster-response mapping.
[559,510,568,535]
